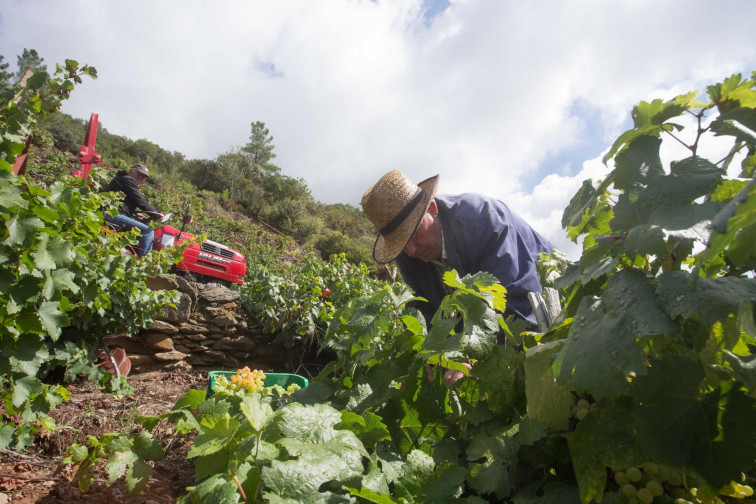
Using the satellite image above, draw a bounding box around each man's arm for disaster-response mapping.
[121,176,159,215]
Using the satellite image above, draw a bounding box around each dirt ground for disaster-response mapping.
[1,367,210,504]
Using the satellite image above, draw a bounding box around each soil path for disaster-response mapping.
[1,367,208,503]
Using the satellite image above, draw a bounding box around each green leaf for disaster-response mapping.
[38,300,68,340]
[338,411,390,449]
[655,272,756,326]
[194,446,230,481]
[602,269,675,337]
[474,344,526,414]
[692,381,756,488]
[172,388,206,411]
[702,179,756,269]
[524,341,574,431]
[3,215,44,246]
[275,402,344,443]
[187,412,240,458]
[555,296,648,399]
[127,459,153,495]
[9,333,49,375]
[133,431,163,460]
[623,224,669,258]
[240,394,275,432]
[236,461,261,502]
[568,397,643,504]
[611,156,724,233]
[12,375,43,408]
[612,135,664,192]
[107,449,138,483]
[0,424,16,450]
[347,486,399,503]
[631,352,707,466]
[33,234,74,270]
[178,474,239,504]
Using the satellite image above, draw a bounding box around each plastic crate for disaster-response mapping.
[207,371,309,396]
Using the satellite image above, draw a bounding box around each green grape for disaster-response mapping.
[636,487,654,504]
[657,466,670,482]
[646,480,663,497]
[627,467,642,482]
[615,471,629,486]
[571,405,579,417]
[576,408,589,420]
[667,471,682,487]
[673,499,690,504]
[621,484,638,498]
[642,462,659,475]
[671,488,686,499]
[577,398,590,409]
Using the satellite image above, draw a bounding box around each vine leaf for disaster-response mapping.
[554,297,647,399]
[655,272,756,326]
[524,341,573,431]
[569,397,643,504]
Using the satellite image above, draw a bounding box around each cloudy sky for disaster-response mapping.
[2,0,755,259]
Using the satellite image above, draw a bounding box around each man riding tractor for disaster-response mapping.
[102,163,164,257]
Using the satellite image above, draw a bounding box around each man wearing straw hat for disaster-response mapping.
[361,169,553,331]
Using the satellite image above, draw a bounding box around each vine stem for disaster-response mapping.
[234,475,248,501]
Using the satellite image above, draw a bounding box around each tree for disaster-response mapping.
[242,120,279,175]
[0,55,12,92]
[15,48,46,81]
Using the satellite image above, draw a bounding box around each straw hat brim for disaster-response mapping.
[372,175,439,264]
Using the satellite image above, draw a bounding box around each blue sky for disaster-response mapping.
[1,0,755,259]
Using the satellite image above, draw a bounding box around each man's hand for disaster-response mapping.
[425,362,473,384]
[443,362,472,384]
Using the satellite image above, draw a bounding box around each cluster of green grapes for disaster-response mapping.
[213,367,266,397]
[212,368,301,399]
[262,383,301,397]
[610,463,754,504]
[571,397,596,420]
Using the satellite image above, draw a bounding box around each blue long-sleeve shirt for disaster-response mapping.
[395,193,554,328]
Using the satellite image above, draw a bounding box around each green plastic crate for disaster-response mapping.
[207,371,308,396]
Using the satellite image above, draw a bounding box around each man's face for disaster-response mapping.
[130,170,148,185]
[404,202,442,262]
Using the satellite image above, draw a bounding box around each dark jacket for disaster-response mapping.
[102,170,158,218]
[395,193,553,328]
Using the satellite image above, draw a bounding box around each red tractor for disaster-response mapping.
[75,113,247,285]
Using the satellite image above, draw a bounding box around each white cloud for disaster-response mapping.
[1,0,754,259]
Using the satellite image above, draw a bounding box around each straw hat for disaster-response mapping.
[361,170,439,263]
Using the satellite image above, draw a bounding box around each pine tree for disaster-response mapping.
[16,48,46,81]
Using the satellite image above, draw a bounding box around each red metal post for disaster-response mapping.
[71,112,102,179]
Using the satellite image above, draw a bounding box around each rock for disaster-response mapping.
[126,354,155,366]
[212,335,256,353]
[220,302,240,311]
[160,293,192,323]
[146,274,180,291]
[144,333,175,351]
[206,332,225,340]
[178,322,209,334]
[101,334,146,353]
[165,360,192,371]
[152,350,189,362]
[186,333,208,342]
[200,287,241,304]
[147,320,179,334]
[212,315,237,328]
[175,275,198,304]
[174,344,192,353]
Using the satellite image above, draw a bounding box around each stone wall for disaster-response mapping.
[102,275,295,373]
